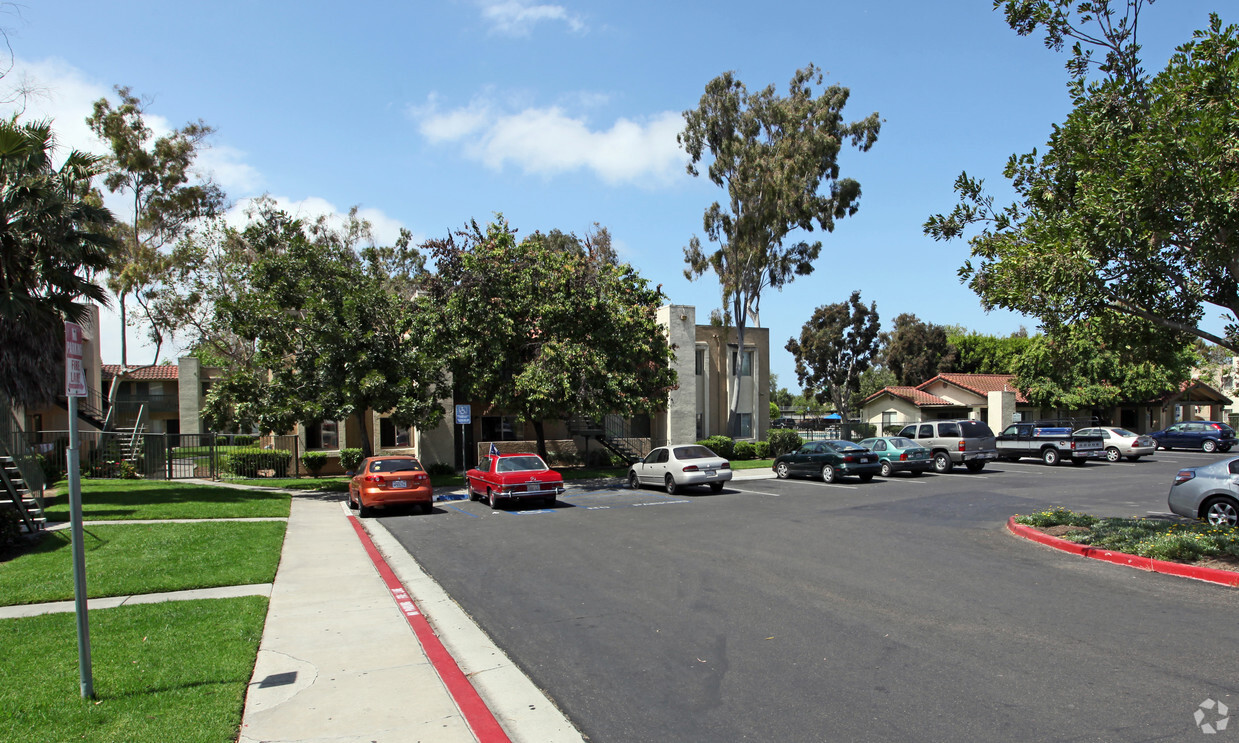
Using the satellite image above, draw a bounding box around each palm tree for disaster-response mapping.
[0,117,119,407]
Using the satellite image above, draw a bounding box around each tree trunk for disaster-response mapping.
[532,419,549,461]
[354,410,372,459]
[728,295,746,438]
[118,294,129,368]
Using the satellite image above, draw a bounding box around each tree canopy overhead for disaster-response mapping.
[0,118,118,406]
[926,3,1239,354]
[680,63,880,435]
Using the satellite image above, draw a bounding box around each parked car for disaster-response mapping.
[1149,421,1236,453]
[466,452,565,509]
[770,418,796,430]
[349,455,433,516]
[856,436,933,477]
[772,440,881,483]
[1073,426,1157,462]
[628,445,732,494]
[1167,456,1239,526]
[996,422,1105,466]
[896,419,998,473]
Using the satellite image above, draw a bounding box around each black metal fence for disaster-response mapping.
[27,431,304,481]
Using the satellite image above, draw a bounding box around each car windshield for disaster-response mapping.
[830,441,865,452]
[889,437,918,449]
[370,458,422,473]
[1110,428,1137,438]
[674,446,717,460]
[497,455,548,473]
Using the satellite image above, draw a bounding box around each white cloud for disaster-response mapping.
[412,95,685,187]
[478,0,586,36]
[227,195,416,248]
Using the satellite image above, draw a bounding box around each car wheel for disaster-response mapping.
[488,489,499,509]
[628,472,642,490]
[1105,447,1121,462]
[858,473,874,483]
[932,452,953,474]
[357,494,371,518]
[709,481,724,493]
[664,474,679,495]
[1042,448,1060,466]
[347,489,359,510]
[965,461,986,473]
[879,461,893,478]
[775,461,790,479]
[821,464,836,483]
[1202,439,1219,453]
[1202,497,1239,527]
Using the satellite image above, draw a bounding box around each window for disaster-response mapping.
[881,411,896,430]
[696,413,704,440]
[481,416,520,441]
[306,420,338,450]
[738,413,752,438]
[731,349,754,377]
[695,349,705,376]
[918,424,933,438]
[939,422,961,437]
[380,418,411,448]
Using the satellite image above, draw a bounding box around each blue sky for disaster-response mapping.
[4,0,1226,390]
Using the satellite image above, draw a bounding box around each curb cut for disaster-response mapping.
[1006,517,1239,588]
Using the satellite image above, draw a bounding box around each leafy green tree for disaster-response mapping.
[947,332,1034,375]
[882,313,957,385]
[201,206,446,457]
[87,86,226,367]
[853,366,898,413]
[768,373,795,409]
[680,63,881,436]
[0,118,118,406]
[423,218,678,459]
[926,4,1239,354]
[786,291,881,422]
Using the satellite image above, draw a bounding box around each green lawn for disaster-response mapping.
[0,522,286,606]
[43,480,291,522]
[0,597,267,743]
[226,476,350,492]
[729,458,774,470]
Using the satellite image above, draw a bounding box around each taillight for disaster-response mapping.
[957,440,965,451]
[721,462,731,469]
[899,452,908,461]
[682,464,699,472]
[1070,441,1077,450]
[364,474,382,483]
[1173,469,1195,486]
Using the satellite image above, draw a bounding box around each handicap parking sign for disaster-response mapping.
[455,405,471,425]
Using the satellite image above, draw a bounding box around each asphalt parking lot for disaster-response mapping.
[382,451,1239,742]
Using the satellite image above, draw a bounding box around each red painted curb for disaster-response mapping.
[347,516,512,743]
[1006,517,1239,588]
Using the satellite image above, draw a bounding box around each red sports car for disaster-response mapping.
[349,455,433,516]
[466,452,565,509]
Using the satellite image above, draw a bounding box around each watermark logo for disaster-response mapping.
[1194,699,1230,735]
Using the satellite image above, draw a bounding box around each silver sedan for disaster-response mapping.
[628,445,732,494]
[1168,456,1239,526]
[1074,426,1157,462]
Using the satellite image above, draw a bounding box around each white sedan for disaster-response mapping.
[1074,427,1157,462]
[628,445,733,494]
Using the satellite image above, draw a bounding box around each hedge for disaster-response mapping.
[221,448,292,478]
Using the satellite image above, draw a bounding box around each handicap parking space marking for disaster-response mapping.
[441,503,481,518]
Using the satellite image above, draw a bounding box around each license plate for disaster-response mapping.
[705,470,716,477]
[393,480,407,488]
[861,457,871,463]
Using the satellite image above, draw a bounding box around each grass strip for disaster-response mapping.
[729,458,774,470]
[0,597,267,743]
[1014,507,1239,563]
[226,476,349,491]
[43,480,290,522]
[0,521,286,606]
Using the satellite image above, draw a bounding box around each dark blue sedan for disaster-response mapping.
[1149,421,1235,453]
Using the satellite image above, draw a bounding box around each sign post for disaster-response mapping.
[454,404,471,472]
[64,321,93,699]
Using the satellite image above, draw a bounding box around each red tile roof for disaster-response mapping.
[917,373,1029,404]
[862,386,953,407]
[101,364,180,380]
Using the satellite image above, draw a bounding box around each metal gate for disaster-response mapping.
[29,431,303,481]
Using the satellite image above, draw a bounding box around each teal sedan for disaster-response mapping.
[857,437,933,477]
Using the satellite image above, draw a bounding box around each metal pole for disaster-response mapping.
[67,395,94,699]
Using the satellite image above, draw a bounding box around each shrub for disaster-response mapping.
[216,436,230,445]
[222,448,292,478]
[0,506,20,554]
[300,451,328,476]
[338,448,365,472]
[767,428,803,457]
[234,435,257,446]
[732,441,755,460]
[847,423,877,441]
[697,435,734,460]
[754,441,771,459]
[884,425,905,436]
[37,453,63,487]
[116,461,140,480]
[425,462,456,476]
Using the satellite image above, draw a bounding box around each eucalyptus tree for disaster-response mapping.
[0,118,118,406]
[680,63,880,435]
[86,86,225,368]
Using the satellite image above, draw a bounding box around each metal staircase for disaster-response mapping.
[1,394,47,535]
[566,416,648,465]
[1,456,45,534]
